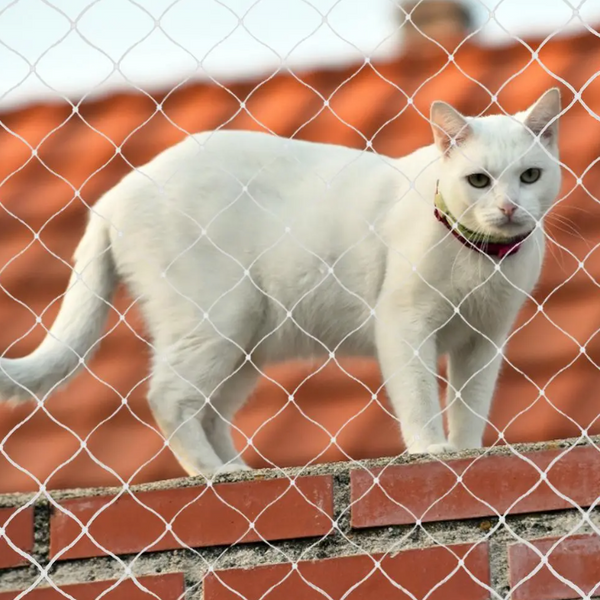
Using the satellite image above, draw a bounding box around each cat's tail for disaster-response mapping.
[0,211,117,402]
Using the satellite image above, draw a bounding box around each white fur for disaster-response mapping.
[0,90,562,475]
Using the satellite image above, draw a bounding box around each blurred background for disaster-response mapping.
[1,0,600,493]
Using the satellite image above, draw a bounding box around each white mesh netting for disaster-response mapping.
[1,0,600,599]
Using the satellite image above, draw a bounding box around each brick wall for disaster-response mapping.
[1,439,599,599]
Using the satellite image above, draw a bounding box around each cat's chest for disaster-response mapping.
[435,266,524,353]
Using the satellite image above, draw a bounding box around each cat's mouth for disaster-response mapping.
[482,215,537,239]
[435,193,536,243]
[471,206,538,239]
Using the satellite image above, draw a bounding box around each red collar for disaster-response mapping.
[434,207,531,259]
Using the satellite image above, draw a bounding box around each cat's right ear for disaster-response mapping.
[430,101,471,155]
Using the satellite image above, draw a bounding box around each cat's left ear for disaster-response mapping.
[524,87,561,144]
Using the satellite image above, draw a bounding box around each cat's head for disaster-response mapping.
[430,88,561,238]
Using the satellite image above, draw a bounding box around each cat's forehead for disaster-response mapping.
[456,113,551,169]
[470,113,531,144]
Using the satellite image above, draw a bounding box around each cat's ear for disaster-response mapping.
[430,101,471,154]
[524,87,561,143]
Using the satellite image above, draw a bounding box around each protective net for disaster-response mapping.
[1,0,600,599]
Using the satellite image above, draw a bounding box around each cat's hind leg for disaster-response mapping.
[148,335,252,478]
[202,363,259,470]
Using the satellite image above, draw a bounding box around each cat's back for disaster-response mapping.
[100,130,388,227]
[99,130,396,260]
[187,129,372,179]
[144,130,377,192]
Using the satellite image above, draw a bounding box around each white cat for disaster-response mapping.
[0,89,561,476]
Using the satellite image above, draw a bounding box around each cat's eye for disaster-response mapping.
[521,168,541,184]
[466,173,491,189]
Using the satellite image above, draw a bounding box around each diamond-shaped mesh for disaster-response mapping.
[1,0,600,598]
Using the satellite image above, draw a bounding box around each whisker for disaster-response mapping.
[546,218,590,250]
[544,232,570,273]
[548,212,583,231]
[555,204,592,217]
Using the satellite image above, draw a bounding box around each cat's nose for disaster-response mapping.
[499,203,517,220]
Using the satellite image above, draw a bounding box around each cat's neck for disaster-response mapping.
[400,143,441,165]
[391,143,442,203]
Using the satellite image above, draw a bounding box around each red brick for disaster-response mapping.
[509,534,600,600]
[204,542,490,600]
[0,507,34,569]
[51,475,333,560]
[0,573,185,599]
[351,445,600,527]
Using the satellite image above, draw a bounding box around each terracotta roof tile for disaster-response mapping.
[1,33,600,492]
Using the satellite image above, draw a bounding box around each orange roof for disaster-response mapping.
[1,33,600,493]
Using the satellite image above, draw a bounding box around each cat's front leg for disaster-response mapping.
[446,334,506,450]
[375,305,448,454]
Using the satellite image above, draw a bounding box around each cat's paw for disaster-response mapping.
[216,462,252,475]
[426,443,458,455]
